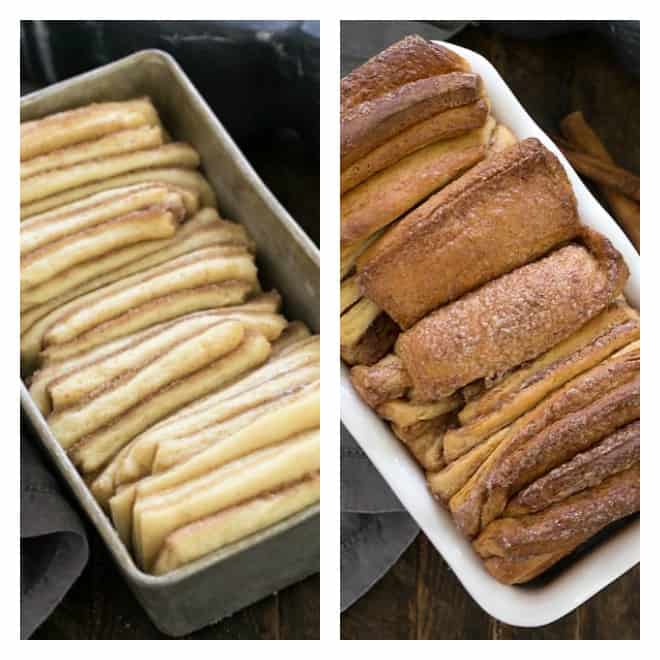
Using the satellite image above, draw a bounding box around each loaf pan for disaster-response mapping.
[20,49,320,637]
[341,42,639,628]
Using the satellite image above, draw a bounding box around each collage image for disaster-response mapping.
[19,19,640,640]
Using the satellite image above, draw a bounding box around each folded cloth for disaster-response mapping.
[20,415,89,639]
[340,425,419,611]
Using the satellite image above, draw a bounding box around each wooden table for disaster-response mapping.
[341,23,639,640]
[341,535,639,639]
[31,128,321,640]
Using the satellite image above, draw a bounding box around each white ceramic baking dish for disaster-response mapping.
[340,41,640,628]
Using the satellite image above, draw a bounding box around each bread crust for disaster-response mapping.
[358,139,582,329]
[340,35,470,115]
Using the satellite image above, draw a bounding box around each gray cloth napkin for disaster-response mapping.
[21,415,89,639]
[340,425,419,611]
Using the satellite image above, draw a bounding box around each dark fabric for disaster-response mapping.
[340,20,639,77]
[21,417,89,639]
[20,20,320,150]
[340,426,418,611]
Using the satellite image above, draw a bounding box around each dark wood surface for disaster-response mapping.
[341,23,639,640]
[341,534,639,640]
[31,128,320,641]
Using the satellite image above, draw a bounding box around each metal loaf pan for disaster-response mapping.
[20,50,320,637]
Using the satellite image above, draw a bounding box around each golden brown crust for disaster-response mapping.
[481,548,577,585]
[396,241,628,401]
[340,99,489,194]
[341,72,483,170]
[446,345,639,523]
[341,124,490,244]
[449,354,639,536]
[444,306,640,459]
[474,465,639,583]
[505,420,639,516]
[458,300,638,426]
[358,138,582,329]
[340,35,470,115]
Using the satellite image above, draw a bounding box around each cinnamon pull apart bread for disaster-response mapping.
[396,233,628,401]
[22,97,320,574]
[358,138,582,329]
[340,37,501,369]
[474,465,639,584]
[342,36,639,585]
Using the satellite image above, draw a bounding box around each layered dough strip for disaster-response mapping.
[443,299,640,460]
[68,329,272,473]
[132,429,320,571]
[152,382,320,475]
[21,204,183,291]
[152,472,320,575]
[340,312,399,367]
[21,125,164,180]
[21,142,200,205]
[358,138,582,329]
[341,240,398,369]
[20,183,197,253]
[341,99,490,194]
[48,321,246,449]
[340,230,383,280]
[20,98,159,161]
[340,297,381,348]
[107,335,320,491]
[108,387,320,549]
[340,118,495,244]
[32,245,257,365]
[448,344,639,536]
[489,124,517,153]
[428,427,509,503]
[139,325,314,433]
[473,465,639,584]
[21,208,252,338]
[29,293,285,416]
[390,414,450,472]
[377,395,461,428]
[350,354,411,409]
[340,35,470,115]
[430,341,640,505]
[505,420,639,517]
[341,72,483,171]
[91,331,316,505]
[21,168,216,219]
[396,234,629,401]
